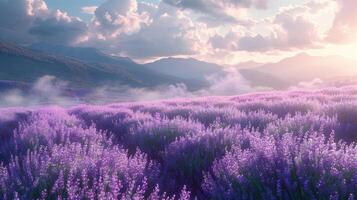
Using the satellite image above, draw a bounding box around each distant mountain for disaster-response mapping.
[240,53,357,89]
[29,43,205,89]
[0,41,137,88]
[230,61,263,69]
[0,42,204,90]
[239,69,290,90]
[144,57,226,81]
[30,43,134,65]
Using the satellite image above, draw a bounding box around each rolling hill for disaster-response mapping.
[0,42,204,90]
[144,57,226,81]
[240,53,357,89]
[30,43,134,65]
[239,68,290,89]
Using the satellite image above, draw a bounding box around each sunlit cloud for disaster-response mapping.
[81,6,98,15]
[0,0,355,64]
[326,0,357,44]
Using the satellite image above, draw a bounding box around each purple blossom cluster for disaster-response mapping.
[1,86,357,199]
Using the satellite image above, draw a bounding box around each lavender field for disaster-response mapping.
[1,86,357,200]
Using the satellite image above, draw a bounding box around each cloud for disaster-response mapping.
[117,4,198,58]
[326,0,357,43]
[205,1,335,53]
[81,6,98,15]
[232,1,328,52]
[289,78,324,90]
[90,0,151,38]
[29,10,88,45]
[0,0,348,62]
[84,2,199,59]
[0,0,47,30]
[238,15,320,52]
[209,32,241,51]
[0,0,87,45]
[196,68,271,96]
[163,0,268,24]
[0,27,35,44]
[0,0,47,43]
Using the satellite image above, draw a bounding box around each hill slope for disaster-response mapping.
[239,68,290,89]
[144,57,226,81]
[240,53,357,89]
[30,43,134,65]
[0,42,204,89]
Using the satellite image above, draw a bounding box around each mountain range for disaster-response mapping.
[0,42,222,92]
[145,57,226,81]
[239,53,357,89]
[1,41,357,95]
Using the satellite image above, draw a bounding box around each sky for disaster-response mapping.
[0,0,356,64]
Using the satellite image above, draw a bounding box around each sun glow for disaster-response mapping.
[305,39,357,62]
[333,41,357,60]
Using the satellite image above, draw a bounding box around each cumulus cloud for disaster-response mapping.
[326,0,357,43]
[29,10,88,45]
[236,2,328,52]
[90,0,151,38]
[0,0,87,45]
[84,2,200,59]
[116,3,198,58]
[238,17,319,52]
[0,0,351,62]
[209,32,241,51]
[0,0,200,62]
[0,0,47,30]
[206,1,330,53]
[0,0,46,43]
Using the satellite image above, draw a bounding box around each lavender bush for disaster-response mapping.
[1,86,357,199]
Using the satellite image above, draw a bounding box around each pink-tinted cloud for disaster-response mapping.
[81,6,98,15]
[247,10,319,51]
[326,0,357,43]
[210,1,329,52]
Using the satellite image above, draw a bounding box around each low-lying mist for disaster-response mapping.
[0,68,267,107]
[0,68,348,108]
